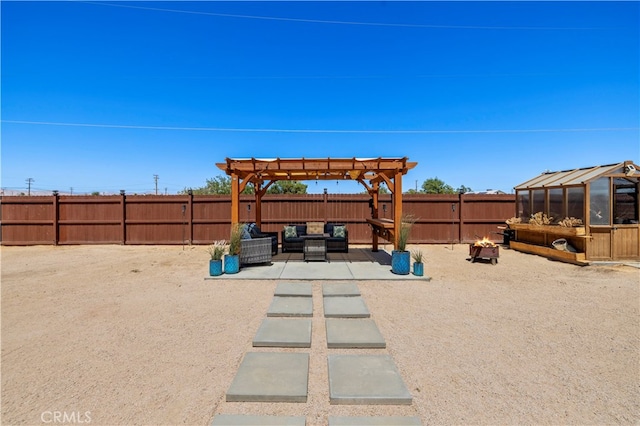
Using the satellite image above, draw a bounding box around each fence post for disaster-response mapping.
[459,192,464,243]
[52,191,59,245]
[120,190,126,244]
[188,189,193,244]
[323,189,328,223]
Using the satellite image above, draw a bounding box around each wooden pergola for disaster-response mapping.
[216,157,417,250]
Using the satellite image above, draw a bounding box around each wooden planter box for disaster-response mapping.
[508,223,586,237]
[508,223,590,265]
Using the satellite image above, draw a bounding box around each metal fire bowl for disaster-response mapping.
[469,245,499,265]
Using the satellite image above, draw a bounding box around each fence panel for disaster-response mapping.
[125,196,191,244]
[0,196,54,244]
[59,196,123,244]
[192,196,230,244]
[460,194,516,242]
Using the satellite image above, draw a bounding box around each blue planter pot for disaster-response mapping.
[413,262,424,276]
[209,259,223,276]
[224,254,240,274]
[391,250,411,275]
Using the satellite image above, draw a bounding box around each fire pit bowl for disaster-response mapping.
[469,244,499,265]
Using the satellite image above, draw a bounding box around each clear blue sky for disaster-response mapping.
[2,1,638,195]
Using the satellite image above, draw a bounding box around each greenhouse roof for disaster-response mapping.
[514,160,638,190]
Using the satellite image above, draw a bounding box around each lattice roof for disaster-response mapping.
[216,157,417,187]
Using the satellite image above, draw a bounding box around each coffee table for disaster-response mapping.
[303,234,329,262]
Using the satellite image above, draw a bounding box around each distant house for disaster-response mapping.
[467,189,507,195]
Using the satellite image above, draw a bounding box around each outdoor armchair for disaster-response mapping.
[240,237,272,266]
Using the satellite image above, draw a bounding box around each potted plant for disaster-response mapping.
[224,223,243,274]
[391,214,415,275]
[207,240,226,276]
[411,249,424,276]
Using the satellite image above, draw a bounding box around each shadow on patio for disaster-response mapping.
[272,248,391,265]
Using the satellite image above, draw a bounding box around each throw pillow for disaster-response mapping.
[248,223,261,237]
[333,225,346,238]
[307,221,324,235]
[241,224,252,240]
[284,225,297,239]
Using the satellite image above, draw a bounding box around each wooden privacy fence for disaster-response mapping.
[0,193,515,245]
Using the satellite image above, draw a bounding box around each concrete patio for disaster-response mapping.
[206,248,431,281]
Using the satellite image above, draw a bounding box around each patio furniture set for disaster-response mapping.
[240,222,348,265]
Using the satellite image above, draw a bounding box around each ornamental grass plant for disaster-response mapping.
[397,214,416,252]
[228,223,244,256]
[207,240,226,260]
[411,249,423,264]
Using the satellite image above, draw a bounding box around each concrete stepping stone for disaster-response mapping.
[328,354,412,405]
[267,296,313,317]
[253,318,312,348]
[322,282,361,297]
[275,282,312,297]
[325,319,385,348]
[329,416,421,425]
[323,296,370,318]
[212,414,306,425]
[226,352,309,402]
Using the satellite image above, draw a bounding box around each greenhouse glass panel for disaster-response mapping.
[567,187,584,221]
[517,191,530,220]
[590,177,610,225]
[532,189,545,216]
[548,188,563,223]
[613,177,639,224]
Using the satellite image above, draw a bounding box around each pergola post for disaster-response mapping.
[371,183,380,252]
[393,171,403,250]
[231,173,240,225]
[255,182,263,227]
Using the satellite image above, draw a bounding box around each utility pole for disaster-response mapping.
[153,174,159,195]
[26,178,34,196]
[70,187,73,195]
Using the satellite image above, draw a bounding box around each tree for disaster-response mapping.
[457,185,473,194]
[182,175,309,195]
[182,175,254,195]
[377,185,390,194]
[362,185,389,195]
[421,177,456,194]
[266,181,307,194]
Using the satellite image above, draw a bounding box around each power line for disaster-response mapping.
[80,1,615,31]
[2,120,638,134]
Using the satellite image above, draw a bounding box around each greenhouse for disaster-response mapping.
[511,160,639,263]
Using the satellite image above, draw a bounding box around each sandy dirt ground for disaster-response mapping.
[1,244,638,425]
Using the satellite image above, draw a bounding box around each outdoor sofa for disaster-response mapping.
[281,222,348,253]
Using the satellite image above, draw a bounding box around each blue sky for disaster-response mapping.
[2,1,638,195]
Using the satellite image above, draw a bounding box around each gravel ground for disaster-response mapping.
[1,244,638,425]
